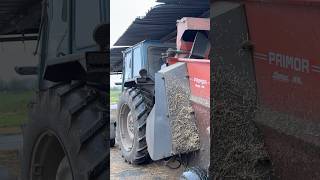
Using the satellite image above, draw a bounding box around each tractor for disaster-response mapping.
[14,0,108,179]
[115,17,210,179]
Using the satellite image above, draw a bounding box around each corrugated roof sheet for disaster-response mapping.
[111,0,209,72]
[113,0,209,46]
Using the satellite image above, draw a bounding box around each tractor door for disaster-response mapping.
[122,46,145,83]
[39,0,71,89]
[147,46,169,80]
[132,46,144,78]
[46,0,70,59]
[122,50,133,88]
[73,0,103,52]
[39,0,108,89]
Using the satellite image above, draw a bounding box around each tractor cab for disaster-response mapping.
[121,40,174,86]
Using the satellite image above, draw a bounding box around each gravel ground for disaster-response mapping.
[0,150,20,179]
[110,145,184,180]
[0,132,21,180]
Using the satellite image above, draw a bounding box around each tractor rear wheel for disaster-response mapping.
[116,88,152,164]
[21,82,108,180]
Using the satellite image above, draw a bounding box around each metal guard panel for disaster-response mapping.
[160,62,200,155]
[147,73,172,160]
[147,62,200,160]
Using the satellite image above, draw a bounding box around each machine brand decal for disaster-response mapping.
[271,72,303,85]
[254,52,320,74]
[192,77,208,89]
[272,72,289,82]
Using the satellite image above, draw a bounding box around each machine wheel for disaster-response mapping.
[116,88,152,164]
[21,82,108,180]
[180,167,208,180]
[110,139,115,147]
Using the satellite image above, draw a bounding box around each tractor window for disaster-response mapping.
[124,52,132,80]
[46,0,69,59]
[133,47,143,78]
[61,0,68,22]
[74,0,101,50]
[147,47,168,79]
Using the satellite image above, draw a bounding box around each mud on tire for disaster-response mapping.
[116,88,152,164]
[21,82,108,180]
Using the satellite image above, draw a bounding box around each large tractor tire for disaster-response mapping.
[116,88,152,164]
[21,82,108,180]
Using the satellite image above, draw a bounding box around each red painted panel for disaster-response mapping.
[245,0,320,6]
[169,57,210,100]
[259,125,320,180]
[245,2,320,121]
[186,61,210,100]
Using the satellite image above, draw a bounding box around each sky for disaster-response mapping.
[110,0,159,87]
[110,0,159,47]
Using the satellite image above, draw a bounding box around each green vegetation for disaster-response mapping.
[0,89,122,127]
[110,90,121,105]
[0,91,32,128]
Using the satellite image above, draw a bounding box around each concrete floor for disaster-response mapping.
[110,145,184,180]
[110,104,185,180]
[0,134,21,180]
[0,134,22,151]
[0,133,185,180]
[0,166,15,180]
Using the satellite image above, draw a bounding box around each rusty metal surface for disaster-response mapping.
[210,3,273,179]
[255,107,320,179]
[243,1,320,178]
[259,125,320,180]
[110,146,184,180]
[187,103,210,172]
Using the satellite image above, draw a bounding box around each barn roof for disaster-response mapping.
[111,0,209,72]
[113,0,209,46]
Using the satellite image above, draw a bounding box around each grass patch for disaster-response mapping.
[110,90,121,105]
[0,91,32,128]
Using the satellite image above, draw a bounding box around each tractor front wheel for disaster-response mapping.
[116,88,152,164]
[21,82,108,180]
